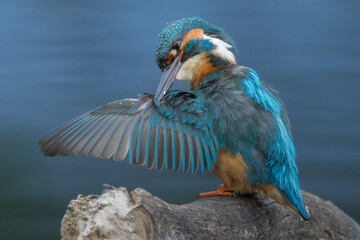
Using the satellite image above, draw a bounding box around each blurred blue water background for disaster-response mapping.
[0,0,359,239]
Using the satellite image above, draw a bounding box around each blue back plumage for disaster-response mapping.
[242,69,308,219]
[195,66,308,219]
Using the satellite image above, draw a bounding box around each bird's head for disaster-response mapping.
[155,17,237,101]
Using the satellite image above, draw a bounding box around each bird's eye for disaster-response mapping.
[172,40,182,50]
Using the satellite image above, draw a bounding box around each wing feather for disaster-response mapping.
[135,117,145,164]
[183,135,191,174]
[174,130,182,172]
[55,115,100,155]
[193,138,203,173]
[39,113,88,148]
[39,93,218,174]
[114,116,133,161]
[188,136,197,174]
[201,139,211,173]
[100,116,127,159]
[179,132,186,173]
[155,127,165,171]
[165,129,173,171]
[88,115,118,157]
[128,115,141,164]
[75,115,113,155]
[138,119,149,166]
[146,127,156,168]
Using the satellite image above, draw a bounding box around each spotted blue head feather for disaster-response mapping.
[156,17,237,71]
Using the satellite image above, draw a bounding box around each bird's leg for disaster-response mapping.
[198,183,233,198]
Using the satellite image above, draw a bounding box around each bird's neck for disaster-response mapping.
[190,58,217,90]
[190,56,235,90]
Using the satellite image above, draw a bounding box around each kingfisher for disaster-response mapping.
[39,17,309,220]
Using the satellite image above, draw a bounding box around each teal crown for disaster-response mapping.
[156,17,237,71]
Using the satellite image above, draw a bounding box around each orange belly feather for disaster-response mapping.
[214,150,297,213]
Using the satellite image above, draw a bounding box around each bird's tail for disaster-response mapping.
[283,187,310,220]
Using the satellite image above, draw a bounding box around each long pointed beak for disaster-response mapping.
[155,53,183,102]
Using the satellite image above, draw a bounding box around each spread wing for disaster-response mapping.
[39,92,218,174]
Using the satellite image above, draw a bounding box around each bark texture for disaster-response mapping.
[61,185,360,240]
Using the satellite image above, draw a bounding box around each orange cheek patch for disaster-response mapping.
[167,28,204,66]
[181,28,204,50]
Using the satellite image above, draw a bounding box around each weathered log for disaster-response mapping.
[61,185,360,240]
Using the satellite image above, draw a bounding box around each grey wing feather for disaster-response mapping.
[39,94,218,174]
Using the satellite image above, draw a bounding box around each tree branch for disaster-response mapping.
[61,185,360,240]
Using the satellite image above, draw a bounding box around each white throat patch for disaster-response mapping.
[203,35,236,64]
[176,52,208,81]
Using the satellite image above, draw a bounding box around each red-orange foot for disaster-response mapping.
[198,183,233,198]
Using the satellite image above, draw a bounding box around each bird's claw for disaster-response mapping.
[198,183,233,198]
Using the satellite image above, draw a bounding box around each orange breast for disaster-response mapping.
[190,56,217,90]
[213,150,251,193]
[213,150,298,213]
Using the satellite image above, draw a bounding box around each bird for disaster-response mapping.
[39,17,310,220]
